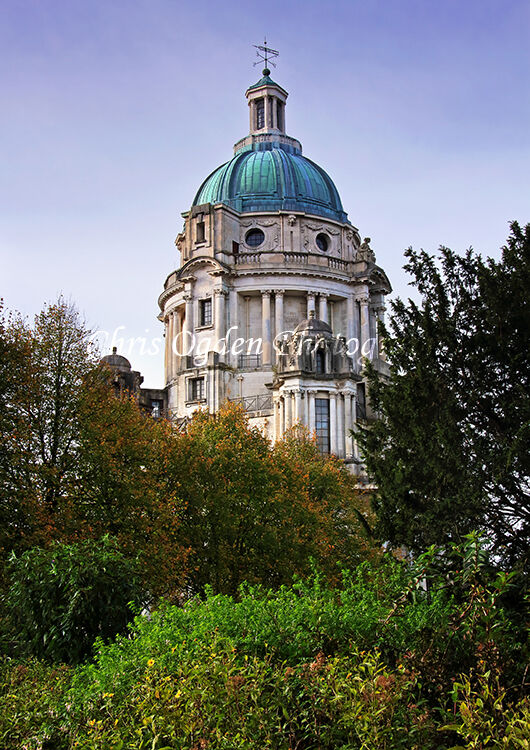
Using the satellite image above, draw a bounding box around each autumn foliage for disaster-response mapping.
[0,299,375,602]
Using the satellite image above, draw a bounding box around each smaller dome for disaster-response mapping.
[100,347,131,370]
[294,314,332,335]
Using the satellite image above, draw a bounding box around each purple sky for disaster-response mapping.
[2,0,529,387]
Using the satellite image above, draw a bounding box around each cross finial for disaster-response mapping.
[253,37,279,75]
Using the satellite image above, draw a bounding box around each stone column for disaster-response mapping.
[374,304,386,360]
[308,390,316,436]
[214,288,226,353]
[274,290,284,355]
[273,397,280,441]
[358,295,371,367]
[337,391,345,458]
[261,290,272,366]
[307,291,316,318]
[279,396,285,438]
[343,390,353,458]
[329,300,335,333]
[329,392,337,455]
[284,389,292,430]
[229,288,238,366]
[294,388,302,425]
[351,389,359,468]
[272,97,278,129]
[346,294,357,369]
[182,291,193,359]
[164,314,170,383]
[319,293,329,323]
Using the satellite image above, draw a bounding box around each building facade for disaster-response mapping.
[158,69,391,469]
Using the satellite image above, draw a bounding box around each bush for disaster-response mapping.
[4,536,144,664]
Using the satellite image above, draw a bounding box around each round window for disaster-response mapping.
[245,228,265,248]
[316,233,329,252]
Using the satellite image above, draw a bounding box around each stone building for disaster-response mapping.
[100,347,166,418]
[158,68,391,468]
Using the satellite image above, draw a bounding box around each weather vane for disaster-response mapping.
[253,37,279,71]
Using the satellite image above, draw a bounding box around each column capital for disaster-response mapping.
[275,289,285,296]
[319,292,329,299]
[355,294,370,305]
[183,293,193,302]
[307,290,317,298]
[214,287,228,296]
[261,289,272,297]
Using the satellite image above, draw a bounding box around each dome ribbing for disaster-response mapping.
[193,141,347,223]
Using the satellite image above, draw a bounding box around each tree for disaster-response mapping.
[0,299,185,599]
[168,402,376,597]
[359,222,530,568]
[5,536,143,663]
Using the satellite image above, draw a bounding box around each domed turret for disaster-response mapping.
[192,71,348,223]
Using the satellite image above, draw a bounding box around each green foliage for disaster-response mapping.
[359,222,530,568]
[0,539,528,748]
[442,670,530,749]
[4,536,143,664]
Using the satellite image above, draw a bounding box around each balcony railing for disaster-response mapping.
[230,394,273,413]
[234,251,351,272]
[238,354,262,369]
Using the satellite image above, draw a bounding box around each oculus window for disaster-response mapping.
[245,228,265,248]
[316,233,329,252]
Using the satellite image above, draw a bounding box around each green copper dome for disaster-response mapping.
[193,141,348,223]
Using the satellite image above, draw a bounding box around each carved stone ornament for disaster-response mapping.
[357,237,376,263]
[288,214,297,226]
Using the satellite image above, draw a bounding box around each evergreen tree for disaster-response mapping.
[359,222,530,568]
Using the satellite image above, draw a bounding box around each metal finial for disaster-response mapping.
[253,37,279,71]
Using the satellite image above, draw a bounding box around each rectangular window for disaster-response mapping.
[256,98,265,129]
[199,298,212,327]
[196,220,205,243]
[315,398,330,454]
[189,377,205,402]
[232,241,239,255]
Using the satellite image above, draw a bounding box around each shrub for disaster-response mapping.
[5,536,144,664]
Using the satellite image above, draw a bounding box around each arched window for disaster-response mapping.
[316,348,326,374]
